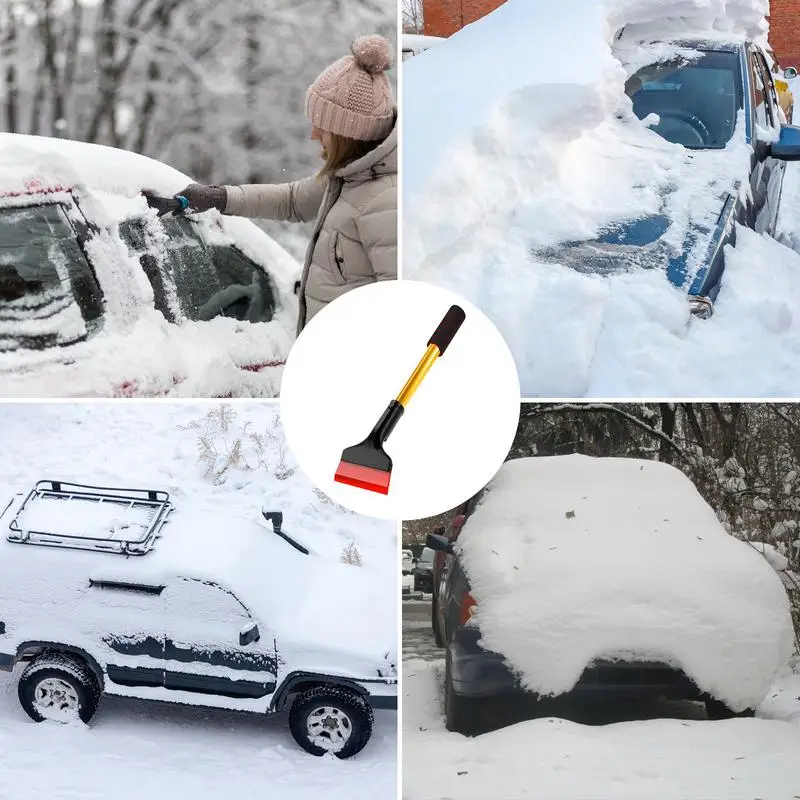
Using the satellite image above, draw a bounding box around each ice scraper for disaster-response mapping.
[333,305,466,495]
[143,192,189,217]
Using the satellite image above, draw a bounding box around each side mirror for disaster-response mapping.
[771,125,800,161]
[426,533,454,554]
[784,66,798,80]
[239,621,260,646]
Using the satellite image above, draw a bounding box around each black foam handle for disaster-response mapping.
[428,305,465,355]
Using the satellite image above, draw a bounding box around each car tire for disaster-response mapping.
[18,652,100,724]
[444,650,483,735]
[289,685,374,759]
[704,697,755,720]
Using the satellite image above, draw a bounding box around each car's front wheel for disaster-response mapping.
[289,686,374,758]
[704,697,755,720]
[18,652,100,724]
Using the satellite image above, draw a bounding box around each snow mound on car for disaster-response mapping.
[458,455,794,711]
[403,0,796,397]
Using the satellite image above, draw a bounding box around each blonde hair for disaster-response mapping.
[318,133,379,178]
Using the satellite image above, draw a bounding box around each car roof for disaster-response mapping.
[0,133,192,209]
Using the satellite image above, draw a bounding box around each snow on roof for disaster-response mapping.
[402,34,445,51]
[458,455,794,711]
[0,133,192,205]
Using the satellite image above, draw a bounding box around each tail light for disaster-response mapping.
[459,591,477,625]
[451,514,466,540]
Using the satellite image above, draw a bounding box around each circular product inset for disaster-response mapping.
[280,281,520,520]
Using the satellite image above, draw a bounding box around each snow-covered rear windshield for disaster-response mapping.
[626,50,742,149]
[158,217,276,324]
[0,204,102,352]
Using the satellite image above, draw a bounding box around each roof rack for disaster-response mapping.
[7,480,171,555]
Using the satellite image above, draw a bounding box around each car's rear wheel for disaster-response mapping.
[289,685,374,759]
[704,697,755,720]
[18,652,100,724]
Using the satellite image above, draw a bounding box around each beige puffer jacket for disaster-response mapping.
[224,119,397,333]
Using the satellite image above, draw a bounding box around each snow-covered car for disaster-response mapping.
[402,548,415,574]
[427,455,793,734]
[401,33,445,61]
[0,134,299,397]
[539,35,800,319]
[0,481,396,758]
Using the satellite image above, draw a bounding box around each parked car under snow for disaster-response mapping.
[427,455,793,734]
[0,481,396,758]
[0,134,299,397]
[535,34,800,319]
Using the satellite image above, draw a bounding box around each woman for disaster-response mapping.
[178,34,397,334]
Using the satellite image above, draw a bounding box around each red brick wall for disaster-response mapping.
[423,0,506,37]
[770,0,800,69]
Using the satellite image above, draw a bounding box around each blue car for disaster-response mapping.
[536,37,800,318]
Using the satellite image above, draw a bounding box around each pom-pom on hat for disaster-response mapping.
[305,34,394,142]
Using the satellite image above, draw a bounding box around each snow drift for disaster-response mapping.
[403,0,800,397]
[458,455,794,711]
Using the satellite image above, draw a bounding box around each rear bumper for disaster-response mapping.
[449,626,701,701]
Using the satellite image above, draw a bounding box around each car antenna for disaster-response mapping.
[261,509,309,555]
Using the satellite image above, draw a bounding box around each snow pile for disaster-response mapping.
[458,455,794,711]
[403,0,800,397]
[0,133,300,398]
[403,658,800,800]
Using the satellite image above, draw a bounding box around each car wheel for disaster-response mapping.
[289,685,374,759]
[18,652,100,724]
[444,650,483,735]
[704,697,755,720]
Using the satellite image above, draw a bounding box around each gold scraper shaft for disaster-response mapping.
[395,343,440,407]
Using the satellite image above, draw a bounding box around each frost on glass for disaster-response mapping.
[0,205,90,351]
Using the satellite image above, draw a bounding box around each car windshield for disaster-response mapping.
[159,216,276,324]
[0,204,102,352]
[625,49,742,149]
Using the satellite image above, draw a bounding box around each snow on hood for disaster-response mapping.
[458,455,794,711]
[0,134,299,398]
[403,0,770,396]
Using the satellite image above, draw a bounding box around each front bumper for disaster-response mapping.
[449,626,701,701]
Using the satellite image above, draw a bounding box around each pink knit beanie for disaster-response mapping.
[305,35,394,142]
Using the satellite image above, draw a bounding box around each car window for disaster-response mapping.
[0,203,103,352]
[752,51,773,128]
[166,577,252,631]
[625,49,742,148]
[755,52,779,127]
[118,218,178,323]
[159,216,276,324]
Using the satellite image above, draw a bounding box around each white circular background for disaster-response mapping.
[280,281,520,520]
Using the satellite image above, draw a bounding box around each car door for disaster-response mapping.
[163,577,277,699]
[749,46,785,233]
[82,579,167,692]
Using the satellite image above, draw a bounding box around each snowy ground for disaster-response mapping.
[0,403,397,799]
[403,605,800,800]
[404,0,800,397]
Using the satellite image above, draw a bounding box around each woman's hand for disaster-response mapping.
[177,183,228,213]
